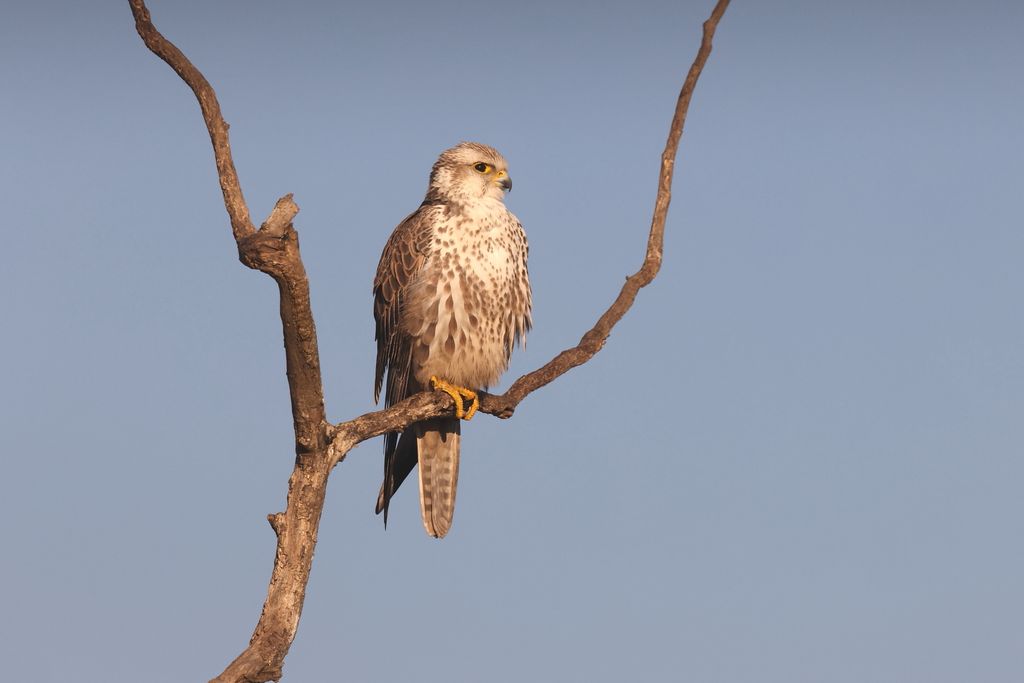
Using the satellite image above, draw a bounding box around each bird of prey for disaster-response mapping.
[373,142,532,538]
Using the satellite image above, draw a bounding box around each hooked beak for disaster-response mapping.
[496,170,512,192]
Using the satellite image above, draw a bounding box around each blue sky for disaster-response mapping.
[2,1,1022,681]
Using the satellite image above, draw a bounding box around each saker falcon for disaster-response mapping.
[373,142,532,538]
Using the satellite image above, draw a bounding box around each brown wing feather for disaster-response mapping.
[373,203,436,406]
[373,202,438,525]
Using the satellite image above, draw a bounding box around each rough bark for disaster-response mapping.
[128,0,730,680]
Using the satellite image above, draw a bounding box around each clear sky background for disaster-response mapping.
[2,1,1022,681]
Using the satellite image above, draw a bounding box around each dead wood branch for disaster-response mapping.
[128,0,730,680]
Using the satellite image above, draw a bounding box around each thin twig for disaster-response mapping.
[129,0,255,242]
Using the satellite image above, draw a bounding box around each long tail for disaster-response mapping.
[376,417,461,538]
[415,417,461,538]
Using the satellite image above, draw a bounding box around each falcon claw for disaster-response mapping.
[463,394,479,420]
[430,376,479,421]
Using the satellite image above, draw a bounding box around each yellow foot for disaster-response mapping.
[430,376,479,420]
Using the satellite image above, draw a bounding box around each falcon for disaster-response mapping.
[373,142,532,538]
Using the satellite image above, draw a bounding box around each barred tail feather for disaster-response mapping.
[416,418,461,538]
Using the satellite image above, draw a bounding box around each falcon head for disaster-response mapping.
[428,142,512,202]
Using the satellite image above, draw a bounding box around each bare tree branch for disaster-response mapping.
[129,0,255,242]
[128,0,729,681]
[130,3,328,680]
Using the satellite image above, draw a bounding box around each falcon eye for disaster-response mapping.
[474,162,490,173]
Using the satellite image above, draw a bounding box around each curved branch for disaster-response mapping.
[129,0,255,242]
[498,0,731,408]
[327,0,732,466]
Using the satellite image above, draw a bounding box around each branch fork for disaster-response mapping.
[128,0,731,680]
